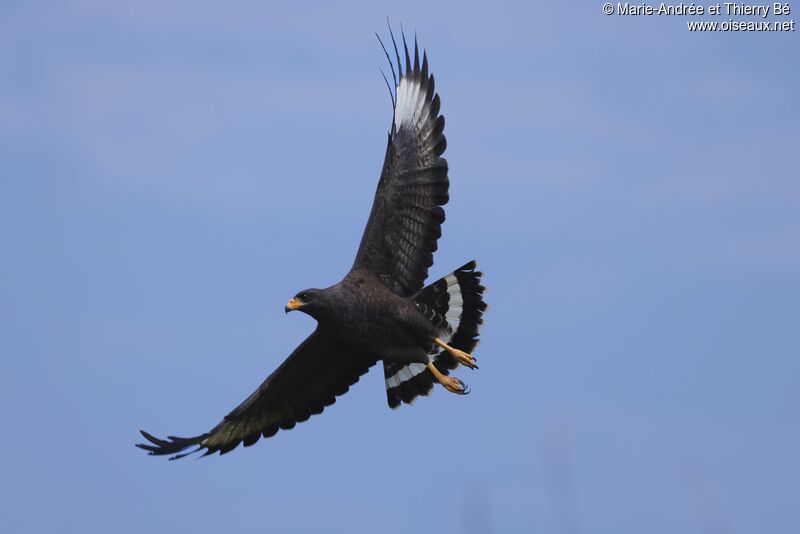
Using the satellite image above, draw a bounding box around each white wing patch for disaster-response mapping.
[394,77,426,129]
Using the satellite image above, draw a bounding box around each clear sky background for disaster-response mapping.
[1,1,798,533]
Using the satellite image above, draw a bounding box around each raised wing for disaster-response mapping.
[137,329,376,459]
[350,31,449,297]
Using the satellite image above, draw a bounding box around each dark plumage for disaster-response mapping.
[137,27,487,460]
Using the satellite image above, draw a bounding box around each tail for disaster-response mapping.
[383,261,487,408]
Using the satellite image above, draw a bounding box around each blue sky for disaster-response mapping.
[1,1,798,533]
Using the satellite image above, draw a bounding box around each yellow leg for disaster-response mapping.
[435,338,478,369]
[426,362,469,395]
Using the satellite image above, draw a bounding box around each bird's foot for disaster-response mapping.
[451,348,478,369]
[442,375,470,395]
[435,338,478,369]
[426,362,470,395]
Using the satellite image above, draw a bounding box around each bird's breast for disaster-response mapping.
[323,285,429,353]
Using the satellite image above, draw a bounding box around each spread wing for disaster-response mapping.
[137,329,376,459]
[349,31,449,297]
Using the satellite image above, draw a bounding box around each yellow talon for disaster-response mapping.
[435,338,478,369]
[426,362,469,395]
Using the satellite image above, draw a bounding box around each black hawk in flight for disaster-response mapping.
[137,29,487,459]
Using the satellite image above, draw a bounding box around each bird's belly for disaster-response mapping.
[330,298,432,353]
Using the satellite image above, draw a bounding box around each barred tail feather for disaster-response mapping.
[383,261,487,408]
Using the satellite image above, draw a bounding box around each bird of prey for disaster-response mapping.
[137,28,487,460]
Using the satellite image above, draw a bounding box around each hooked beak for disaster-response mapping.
[285,297,303,314]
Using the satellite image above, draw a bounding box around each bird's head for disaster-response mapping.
[285,288,326,318]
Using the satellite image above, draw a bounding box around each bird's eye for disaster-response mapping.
[300,292,309,300]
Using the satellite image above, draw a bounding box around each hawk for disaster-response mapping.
[137,28,487,460]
